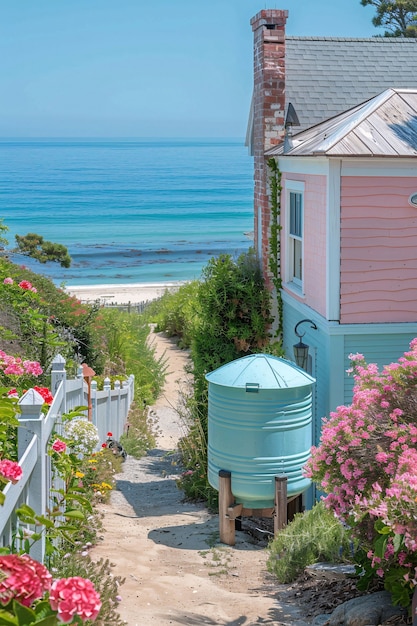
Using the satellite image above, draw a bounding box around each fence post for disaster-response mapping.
[51,354,67,409]
[114,380,121,440]
[18,389,48,563]
[104,377,111,436]
[91,380,97,428]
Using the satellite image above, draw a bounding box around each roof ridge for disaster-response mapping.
[286,35,417,42]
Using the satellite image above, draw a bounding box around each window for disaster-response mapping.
[289,190,303,286]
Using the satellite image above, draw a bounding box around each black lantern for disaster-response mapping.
[293,319,317,369]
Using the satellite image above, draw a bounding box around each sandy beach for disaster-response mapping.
[65,282,186,305]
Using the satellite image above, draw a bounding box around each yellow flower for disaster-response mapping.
[101,482,112,490]
[75,471,85,478]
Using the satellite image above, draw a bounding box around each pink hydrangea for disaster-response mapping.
[18,280,32,290]
[0,554,52,607]
[0,459,22,483]
[49,577,101,623]
[23,360,43,377]
[52,439,67,454]
[3,277,13,285]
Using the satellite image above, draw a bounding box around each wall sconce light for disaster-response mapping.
[293,319,317,369]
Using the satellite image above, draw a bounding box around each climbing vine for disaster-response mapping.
[267,157,283,339]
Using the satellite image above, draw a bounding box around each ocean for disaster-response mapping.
[0,139,254,286]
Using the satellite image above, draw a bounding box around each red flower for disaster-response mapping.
[52,439,67,454]
[49,576,101,623]
[18,280,32,290]
[0,554,52,607]
[101,443,107,448]
[33,386,53,405]
[0,459,22,483]
[107,432,113,437]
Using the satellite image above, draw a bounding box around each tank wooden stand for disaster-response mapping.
[218,469,288,546]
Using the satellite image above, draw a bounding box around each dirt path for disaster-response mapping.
[91,330,309,626]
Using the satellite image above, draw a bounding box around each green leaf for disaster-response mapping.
[63,509,85,520]
[374,519,391,534]
[0,610,18,625]
[374,533,388,559]
[0,492,5,506]
[16,504,36,518]
[13,601,35,624]
[393,533,403,553]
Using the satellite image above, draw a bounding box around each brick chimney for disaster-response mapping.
[250,9,288,284]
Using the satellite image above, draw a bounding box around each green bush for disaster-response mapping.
[267,502,355,583]
[144,280,200,348]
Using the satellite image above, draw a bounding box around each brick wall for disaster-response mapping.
[250,10,288,285]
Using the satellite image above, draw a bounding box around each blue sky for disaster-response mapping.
[0,1,378,138]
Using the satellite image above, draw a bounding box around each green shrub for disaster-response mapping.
[144,281,200,348]
[267,502,355,583]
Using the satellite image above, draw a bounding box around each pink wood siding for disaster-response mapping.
[340,176,417,323]
[282,173,327,316]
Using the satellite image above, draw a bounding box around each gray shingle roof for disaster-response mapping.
[266,88,417,157]
[286,37,417,132]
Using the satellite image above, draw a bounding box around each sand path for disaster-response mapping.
[91,330,308,626]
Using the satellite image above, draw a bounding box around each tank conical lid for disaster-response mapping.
[205,353,315,389]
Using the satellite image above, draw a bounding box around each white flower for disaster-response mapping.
[64,418,99,456]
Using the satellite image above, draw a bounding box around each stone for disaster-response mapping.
[315,590,407,626]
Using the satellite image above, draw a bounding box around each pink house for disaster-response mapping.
[247,10,417,461]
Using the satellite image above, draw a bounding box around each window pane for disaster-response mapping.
[290,192,302,237]
[293,239,302,280]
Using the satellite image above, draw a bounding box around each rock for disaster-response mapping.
[315,590,407,626]
[306,562,357,581]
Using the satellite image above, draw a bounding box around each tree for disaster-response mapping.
[361,0,417,36]
[14,233,71,268]
[0,219,71,268]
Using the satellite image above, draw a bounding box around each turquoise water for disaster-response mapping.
[0,139,254,285]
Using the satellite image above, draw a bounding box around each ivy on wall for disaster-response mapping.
[267,157,283,340]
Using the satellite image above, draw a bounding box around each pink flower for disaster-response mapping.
[30,287,37,293]
[18,280,32,290]
[23,360,43,377]
[0,459,22,483]
[49,577,101,623]
[3,277,13,285]
[3,363,24,376]
[0,554,52,607]
[52,439,67,454]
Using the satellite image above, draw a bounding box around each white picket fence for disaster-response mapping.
[0,354,134,562]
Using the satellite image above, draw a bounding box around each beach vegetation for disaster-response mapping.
[267,501,354,583]
[147,249,279,506]
[145,280,199,348]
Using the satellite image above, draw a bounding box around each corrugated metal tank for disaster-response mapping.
[206,354,315,508]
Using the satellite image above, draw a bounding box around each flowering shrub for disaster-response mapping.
[64,419,99,456]
[0,553,101,624]
[305,340,417,607]
[0,351,43,379]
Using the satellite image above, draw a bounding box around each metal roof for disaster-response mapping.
[286,37,417,133]
[205,353,315,390]
[266,88,417,157]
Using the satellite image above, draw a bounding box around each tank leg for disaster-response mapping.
[274,475,288,535]
[218,469,236,546]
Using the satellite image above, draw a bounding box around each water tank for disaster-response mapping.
[206,354,315,509]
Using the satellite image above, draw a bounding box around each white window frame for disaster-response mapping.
[286,181,305,291]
